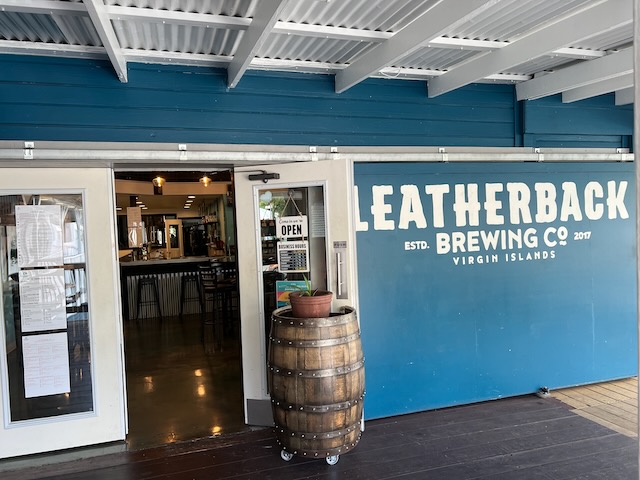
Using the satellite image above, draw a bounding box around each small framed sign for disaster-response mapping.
[276,216,308,239]
[277,240,309,273]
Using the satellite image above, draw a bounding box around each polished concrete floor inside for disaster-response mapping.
[123,312,248,450]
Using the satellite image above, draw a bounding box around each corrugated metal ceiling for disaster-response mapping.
[0,0,634,103]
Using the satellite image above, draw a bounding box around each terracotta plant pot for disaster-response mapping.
[289,290,333,318]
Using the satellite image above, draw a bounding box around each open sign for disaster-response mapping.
[276,216,308,239]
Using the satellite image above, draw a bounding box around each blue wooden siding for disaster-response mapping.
[522,94,633,148]
[355,162,637,419]
[0,55,631,148]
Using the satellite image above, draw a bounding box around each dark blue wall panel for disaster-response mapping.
[355,162,637,419]
[522,94,633,148]
[0,55,515,146]
[0,55,632,148]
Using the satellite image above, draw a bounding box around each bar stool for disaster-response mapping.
[136,276,163,321]
[198,265,222,353]
[179,273,203,320]
[215,263,238,335]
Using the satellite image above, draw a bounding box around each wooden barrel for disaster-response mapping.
[268,306,365,460]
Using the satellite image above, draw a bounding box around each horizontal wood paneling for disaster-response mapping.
[526,93,634,134]
[1,55,632,148]
[0,56,633,148]
[0,55,512,146]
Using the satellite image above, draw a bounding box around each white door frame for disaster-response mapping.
[0,168,127,459]
[234,157,359,426]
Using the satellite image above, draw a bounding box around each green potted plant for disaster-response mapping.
[288,275,333,318]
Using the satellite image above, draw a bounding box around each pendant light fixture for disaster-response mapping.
[152,176,166,188]
[200,174,211,187]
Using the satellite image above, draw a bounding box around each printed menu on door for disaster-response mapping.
[22,332,70,398]
[19,268,67,332]
[15,205,64,268]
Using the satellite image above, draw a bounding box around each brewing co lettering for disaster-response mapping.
[355,180,630,266]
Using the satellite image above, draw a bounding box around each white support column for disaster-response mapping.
[334,0,497,94]
[634,0,640,465]
[562,73,633,103]
[430,0,632,98]
[517,48,632,101]
[227,0,287,89]
[83,0,128,83]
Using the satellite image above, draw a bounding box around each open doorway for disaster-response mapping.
[113,170,246,449]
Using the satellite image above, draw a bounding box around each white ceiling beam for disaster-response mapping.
[100,6,623,62]
[0,38,533,85]
[273,21,391,42]
[552,47,606,60]
[615,87,634,105]
[335,0,499,93]
[431,37,508,50]
[105,5,249,30]
[125,49,231,68]
[83,0,127,82]
[0,0,85,14]
[2,2,609,62]
[516,48,632,100]
[0,39,106,59]
[428,0,632,98]
[484,73,532,82]
[227,0,288,88]
[562,72,633,102]
[100,8,629,63]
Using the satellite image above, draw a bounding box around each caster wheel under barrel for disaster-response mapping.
[326,455,339,466]
[280,450,294,462]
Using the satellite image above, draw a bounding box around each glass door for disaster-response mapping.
[234,157,358,426]
[0,168,126,459]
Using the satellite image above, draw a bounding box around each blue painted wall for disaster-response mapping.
[355,162,637,419]
[0,55,632,148]
[0,55,635,420]
[522,95,633,149]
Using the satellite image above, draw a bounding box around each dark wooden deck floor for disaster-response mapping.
[4,394,638,480]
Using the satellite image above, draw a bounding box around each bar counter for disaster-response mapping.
[120,256,234,320]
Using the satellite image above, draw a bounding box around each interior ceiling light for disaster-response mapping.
[152,176,166,188]
[188,195,196,199]
[200,175,211,187]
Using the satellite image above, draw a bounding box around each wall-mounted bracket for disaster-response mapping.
[178,144,188,161]
[23,141,34,160]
